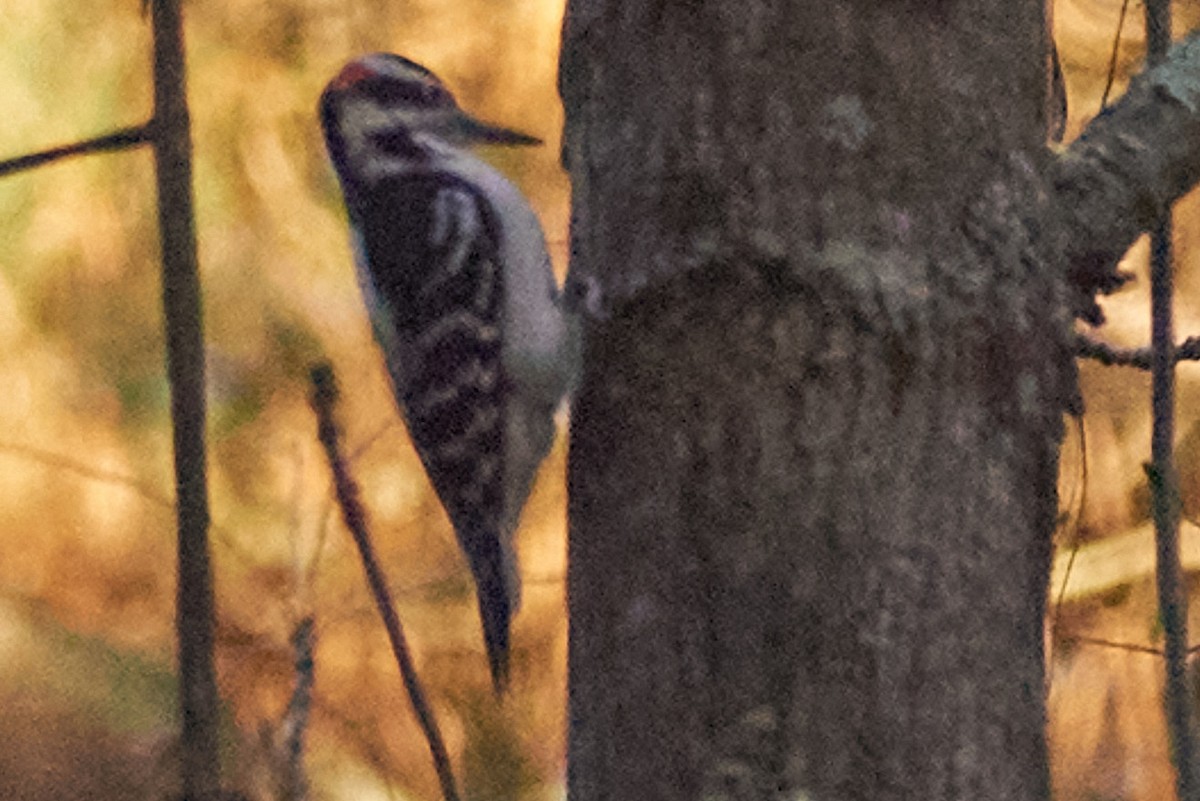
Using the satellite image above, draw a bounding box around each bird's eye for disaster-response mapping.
[370,130,424,160]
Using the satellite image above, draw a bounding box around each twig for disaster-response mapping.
[1063,635,1200,658]
[308,363,461,801]
[1048,415,1088,696]
[279,617,315,801]
[0,439,261,565]
[1099,0,1132,112]
[301,418,400,592]
[1075,332,1200,369]
[149,0,219,796]
[1066,634,1170,656]
[1144,0,1197,795]
[0,123,153,178]
[0,439,170,510]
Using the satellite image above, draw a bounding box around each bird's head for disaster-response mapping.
[319,53,540,185]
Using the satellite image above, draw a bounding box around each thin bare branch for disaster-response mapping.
[309,363,461,801]
[1075,333,1200,369]
[1099,0,1132,112]
[1065,635,1200,657]
[1066,635,1168,656]
[0,441,271,575]
[1048,416,1089,696]
[0,439,170,509]
[0,123,152,178]
[279,617,315,801]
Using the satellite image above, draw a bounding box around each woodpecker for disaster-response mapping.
[319,53,577,690]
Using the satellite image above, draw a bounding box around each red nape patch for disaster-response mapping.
[330,61,375,90]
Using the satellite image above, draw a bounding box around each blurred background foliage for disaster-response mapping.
[2,0,1200,799]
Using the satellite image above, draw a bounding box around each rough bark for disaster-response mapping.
[558,2,1161,799]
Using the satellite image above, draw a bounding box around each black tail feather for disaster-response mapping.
[476,581,512,694]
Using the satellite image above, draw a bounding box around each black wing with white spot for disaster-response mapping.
[355,173,514,686]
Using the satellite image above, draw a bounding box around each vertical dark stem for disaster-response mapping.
[1144,1,1196,797]
[150,0,219,797]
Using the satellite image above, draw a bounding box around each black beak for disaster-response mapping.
[443,110,541,146]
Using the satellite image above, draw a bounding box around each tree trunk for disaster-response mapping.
[561,2,1089,799]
